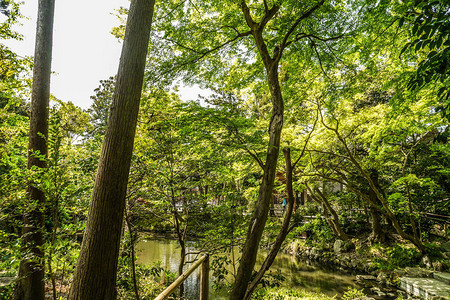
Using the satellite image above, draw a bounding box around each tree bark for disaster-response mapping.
[14,1,55,299]
[243,148,295,300]
[230,62,283,300]
[319,114,425,252]
[368,169,385,243]
[308,186,350,241]
[231,1,326,298]
[68,1,155,298]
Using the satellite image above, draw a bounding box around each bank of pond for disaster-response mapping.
[135,238,396,299]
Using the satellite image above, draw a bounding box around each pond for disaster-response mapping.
[136,238,361,299]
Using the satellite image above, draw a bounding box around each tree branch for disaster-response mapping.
[279,0,326,58]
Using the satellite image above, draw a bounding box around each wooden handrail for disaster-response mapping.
[154,253,209,300]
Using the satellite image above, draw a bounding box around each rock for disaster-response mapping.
[333,239,353,253]
[356,275,377,282]
[375,290,387,297]
[334,239,345,253]
[377,270,389,285]
[387,292,396,297]
[422,255,433,268]
[404,267,434,278]
[0,276,16,287]
[433,261,446,272]
[441,241,450,252]
[310,247,320,257]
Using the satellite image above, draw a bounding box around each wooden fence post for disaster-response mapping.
[200,253,209,300]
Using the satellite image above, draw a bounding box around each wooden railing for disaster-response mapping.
[154,253,209,300]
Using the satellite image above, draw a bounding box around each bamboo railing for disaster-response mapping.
[154,253,209,300]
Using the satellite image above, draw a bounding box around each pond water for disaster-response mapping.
[136,238,360,299]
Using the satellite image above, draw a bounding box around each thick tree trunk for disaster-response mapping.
[68,1,155,298]
[230,63,284,300]
[14,1,55,299]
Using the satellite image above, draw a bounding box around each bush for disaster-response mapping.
[372,244,420,270]
[251,287,335,300]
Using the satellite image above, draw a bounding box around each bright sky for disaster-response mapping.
[4,0,204,109]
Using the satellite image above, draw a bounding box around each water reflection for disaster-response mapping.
[136,239,358,299]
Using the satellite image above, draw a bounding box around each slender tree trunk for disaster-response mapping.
[321,116,425,252]
[308,186,350,241]
[178,240,186,298]
[125,208,140,300]
[68,1,155,298]
[230,64,283,300]
[243,148,295,300]
[14,1,55,299]
[368,170,385,243]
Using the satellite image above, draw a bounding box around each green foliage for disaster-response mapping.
[400,0,450,119]
[299,215,334,249]
[252,287,335,300]
[371,244,421,270]
[341,288,366,300]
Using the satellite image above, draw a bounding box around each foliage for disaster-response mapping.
[371,244,421,270]
[341,288,366,300]
[2,0,450,297]
[400,0,450,118]
[299,215,334,249]
[251,287,335,300]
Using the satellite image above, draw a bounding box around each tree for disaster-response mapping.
[68,0,155,298]
[87,76,115,139]
[400,0,450,119]
[125,0,366,297]
[13,0,55,299]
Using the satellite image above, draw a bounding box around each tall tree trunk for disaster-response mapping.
[14,1,55,299]
[68,1,155,298]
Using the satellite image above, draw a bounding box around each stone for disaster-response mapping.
[310,247,320,256]
[356,275,377,282]
[400,277,450,299]
[423,255,433,269]
[377,270,389,285]
[334,239,345,253]
[375,290,387,297]
[0,276,16,287]
[404,267,434,278]
[434,272,450,285]
[387,292,396,297]
[433,261,447,272]
[441,242,450,252]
